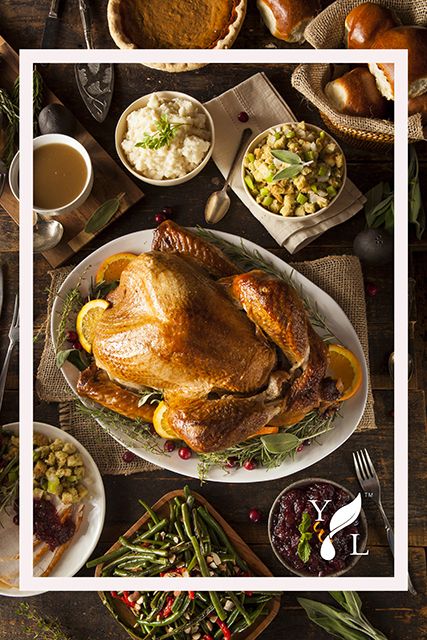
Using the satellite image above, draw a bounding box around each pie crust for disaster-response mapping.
[107,0,247,72]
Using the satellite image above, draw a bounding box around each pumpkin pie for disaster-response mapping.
[107,0,247,51]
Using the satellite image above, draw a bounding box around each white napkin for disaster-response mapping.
[205,73,366,253]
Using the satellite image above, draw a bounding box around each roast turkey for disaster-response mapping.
[77,221,341,452]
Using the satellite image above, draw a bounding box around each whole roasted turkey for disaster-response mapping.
[77,221,342,453]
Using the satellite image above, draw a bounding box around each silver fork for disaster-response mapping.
[353,448,417,595]
[0,294,19,413]
[0,159,7,199]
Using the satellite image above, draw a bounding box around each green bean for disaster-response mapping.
[198,507,249,572]
[134,518,168,542]
[86,546,128,569]
[158,604,215,639]
[228,592,252,626]
[139,499,161,524]
[145,594,190,627]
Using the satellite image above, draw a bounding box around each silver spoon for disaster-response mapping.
[387,351,414,382]
[33,211,64,253]
[205,127,252,224]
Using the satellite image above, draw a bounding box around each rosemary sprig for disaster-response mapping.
[198,411,336,481]
[76,402,164,455]
[194,227,337,341]
[135,114,186,150]
[0,88,19,167]
[17,603,73,640]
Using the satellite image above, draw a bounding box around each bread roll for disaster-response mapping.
[256,0,320,43]
[370,26,427,99]
[345,2,398,49]
[325,67,387,118]
[408,93,427,124]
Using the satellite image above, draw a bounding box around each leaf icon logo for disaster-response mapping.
[320,493,362,561]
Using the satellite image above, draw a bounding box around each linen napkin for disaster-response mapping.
[204,73,366,253]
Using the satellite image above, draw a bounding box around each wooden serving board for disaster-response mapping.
[96,489,281,640]
[0,36,144,267]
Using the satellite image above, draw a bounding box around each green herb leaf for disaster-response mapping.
[298,511,312,535]
[297,512,313,563]
[260,432,300,453]
[56,349,73,368]
[272,164,304,182]
[271,149,302,164]
[56,348,88,371]
[89,278,119,300]
[84,193,125,234]
[135,114,186,150]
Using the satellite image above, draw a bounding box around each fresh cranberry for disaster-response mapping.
[178,447,192,460]
[296,444,304,453]
[72,341,83,351]
[226,457,238,468]
[238,111,249,122]
[154,212,167,225]
[164,440,176,453]
[66,330,78,343]
[122,450,136,463]
[243,459,256,470]
[162,207,173,217]
[304,439,312,447]
[366,282,379,297]
[248,508,262,523]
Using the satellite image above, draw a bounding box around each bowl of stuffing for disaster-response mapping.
[241,121,346,220]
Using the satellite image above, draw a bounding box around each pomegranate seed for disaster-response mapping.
[226,457,238,468]
[296,444,304,453]
[164,440,176,453]
[238,111,249,122]
[72,341,83,351]
[243,459,256,470]
[248,508,262,523]
[154,212,167,225]
[366,282,379,297]
[122,450,136,463]
[66,330,78,343]
[162,207,173,217]
[178,447,192,460]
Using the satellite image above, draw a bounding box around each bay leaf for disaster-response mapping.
[271,149,302,164]
[272,164,303,182]
[84,192,125,234]
[260,432,300,453]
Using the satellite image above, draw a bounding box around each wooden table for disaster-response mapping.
[0,19,425,640]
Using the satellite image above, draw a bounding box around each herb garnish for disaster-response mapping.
[84,192,125,234]
[271,149,313,182]
[135,114,186,150]
[298,592,389,639]
[17,602,73,640]
[297,512,313,563]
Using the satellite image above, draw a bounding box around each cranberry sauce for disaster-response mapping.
[34,498,76,551]
[270,481,361,576]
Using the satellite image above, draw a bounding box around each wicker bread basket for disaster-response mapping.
[295,0,427,148]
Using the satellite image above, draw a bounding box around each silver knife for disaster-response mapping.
[41,0,62,49]
[0,264,3,318]
[75,0,114,123]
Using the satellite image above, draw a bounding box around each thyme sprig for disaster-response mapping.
[194,227,337,342]
[17,603,73,640]
[135,114,186,150]
[54,283,83,353]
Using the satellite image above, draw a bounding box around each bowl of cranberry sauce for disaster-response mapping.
[268,478,368,577]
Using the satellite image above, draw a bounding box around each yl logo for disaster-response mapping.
[308,493,369,561]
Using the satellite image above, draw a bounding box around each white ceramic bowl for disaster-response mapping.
[241,122,347,222]
[115,91,215,187]
[9,134,94,216]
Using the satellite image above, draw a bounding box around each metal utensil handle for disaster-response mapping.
[224,127,252,187]
[78,0,94,49]
[48,0,61,19]
[0,341,15,413]
[378,502,417,595]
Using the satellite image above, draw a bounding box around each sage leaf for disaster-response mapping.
[84,192,125,234]
[56,348,88,371]
[272,164,304,182]
[271,149,302,164]
[56,349,73,368]
[260,432,300,453]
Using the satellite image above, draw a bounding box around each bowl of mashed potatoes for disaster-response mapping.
[116,91,214,186]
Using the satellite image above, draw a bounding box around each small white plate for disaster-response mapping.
[51,229,368,483]
[0,421,105,594]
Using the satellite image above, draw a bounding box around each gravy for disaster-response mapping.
[34,143,88,210]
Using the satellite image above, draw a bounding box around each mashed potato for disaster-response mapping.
[122,94,211,180]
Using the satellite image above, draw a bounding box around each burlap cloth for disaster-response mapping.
[299,0,427,142]
[36,257,376,476]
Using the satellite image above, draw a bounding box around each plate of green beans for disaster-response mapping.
[100,590,280,640]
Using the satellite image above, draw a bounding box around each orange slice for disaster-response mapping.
[327,344,363,401]
[248,425,279,439]
[76,299,110,353]
[95,252,137,284]
[152,401,179,440]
